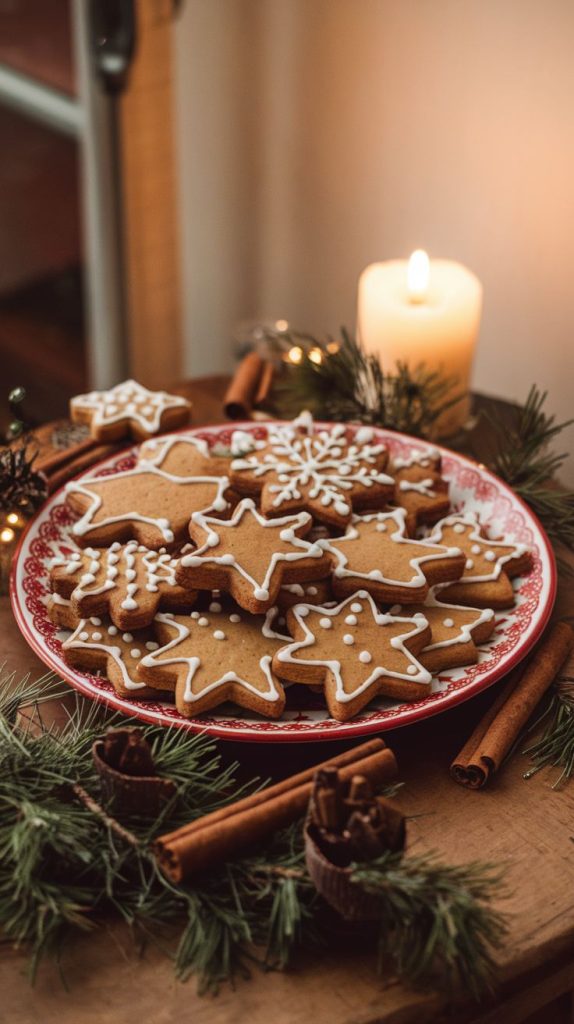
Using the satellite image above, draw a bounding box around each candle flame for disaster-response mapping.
[407,250,430,302]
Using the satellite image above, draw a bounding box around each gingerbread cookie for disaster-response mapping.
[228,412,394,529]
[61,616,166,699]
[47,593,79,630]
[177,498,331,613]
[66,435,229,549]
[428,514,532,609]
[389,592,496,672]
[273,591,431,720]
[390,446,451,534]
[138,607,288,718]
[70,379,190,442]
[50,541,197,631]
[319,508,465,604]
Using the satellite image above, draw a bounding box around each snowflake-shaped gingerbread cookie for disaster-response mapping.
[428,514,532,609]
[229,412,394,528]
[273,591,432,721]
[70,379,191,441]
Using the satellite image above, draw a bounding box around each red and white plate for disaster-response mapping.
[11,421,556,743]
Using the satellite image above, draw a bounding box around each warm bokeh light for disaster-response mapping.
[286,345,303,364]
[308,347,323,365]
[407,249,430,302]
[275,319,289,332]
[326,341,340,355]
[6,512,19,526]
[0,527,15,544]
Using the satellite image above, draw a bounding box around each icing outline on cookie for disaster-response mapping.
[71,379,189,435]
[428,513,528,584]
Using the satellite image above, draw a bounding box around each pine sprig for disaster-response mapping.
[271,328,462,439]
[352,851,507,999]
[0,671,507,998]
[485,386,574,553]
[523,678,574,787]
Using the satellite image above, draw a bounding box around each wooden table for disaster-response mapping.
[3,378,574,1024]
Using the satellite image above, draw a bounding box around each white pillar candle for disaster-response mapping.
[357,252,483,435]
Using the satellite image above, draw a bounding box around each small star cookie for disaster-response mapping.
[273,591,432,721]
[50,541,197,631]
[319,508,465,604]
[66,435,229,549]
[428,514,532,609]
[70,379,190,441]
[61,614,167,700]
[228,412,394,529]
[390,446,451,534]
[176,498,331,613]
[138,607,288,718]
[389,592,496,672]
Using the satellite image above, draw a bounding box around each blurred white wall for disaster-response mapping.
[174,0,574,478]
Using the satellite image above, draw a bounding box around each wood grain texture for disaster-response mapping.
[2,382,574,1024]
[120,0,182,387]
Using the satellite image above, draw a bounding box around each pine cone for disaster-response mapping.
[0,444,47,514]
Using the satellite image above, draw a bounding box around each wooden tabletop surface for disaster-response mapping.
[2,377,574,1024]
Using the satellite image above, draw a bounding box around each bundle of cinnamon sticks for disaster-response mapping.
[154,737,397,883]
[36,434,125,493]
[451,621,574,788]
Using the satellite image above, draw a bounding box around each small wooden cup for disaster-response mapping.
[92,735,177,818]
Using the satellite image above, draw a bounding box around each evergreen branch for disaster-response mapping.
[270,328,463,439]
[352,851,507,999]
[523,677,574,787]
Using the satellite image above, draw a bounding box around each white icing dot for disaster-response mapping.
[254,587,270,601]
[279,528,295,542]
[376,522,387,533]
[145,641,159,651]
[319,617,332,629]
[90,616,102,626]
[209,602,222,613]
[485,551,496,562]
[307,586,318,596]
[130,648,141,658]
[92,632,102,641]
[389,604,402,615]
[407,665,418,675]
[350,602,363,613]
[198,617,209,626]
[359,650,372,664]
[297,606,310,617]
[213,630,226,640]
[343,634,355,645]
[465,559,474,570]
[219,554,235,565]
[191,611,199,619]
[79,631,89,641]
[471,544,481,555]
[107,626,118,635]
[122,633,133,643]
[443,618,455,628]
[453,523,465,533]
[229,614,241,622]
[345,614,358,625]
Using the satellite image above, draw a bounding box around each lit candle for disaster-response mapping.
[357,252,482,435]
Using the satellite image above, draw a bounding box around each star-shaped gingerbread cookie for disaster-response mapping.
[428,514,532,609]
[61,613,166,700]
[176,498,331,613]
[229,412,394,529]
[138,607,288,718]
[390,446,451,534]
[389,592,496,672]
[66,435,229,549]
[50,541,198,631]
[273,591,431,720]
[319,508,465,604]
[70,379,191,441]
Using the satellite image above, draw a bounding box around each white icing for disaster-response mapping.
[229,613,241,622]
[343,634,355,645]
[70,378,189,434]
[276,593,431,703]
[319,618,332,629]
[443,618,455,628]
[230,412,393,520]
[122,633,133,643]
[417,590,496,652]
[130,648,141,658]
[392,446,440,470]
[181,498,324,603]
[359,650,372,664]
[345,614,358,625]
[398,478,436,498]
[63,619,148,691]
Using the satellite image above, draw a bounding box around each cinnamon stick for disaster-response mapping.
[223,352,265,420]
[451,621,574,789]
[253,360,275,410]
[45,443,120,493]
[36,436,97,476]
[155,738,397,882]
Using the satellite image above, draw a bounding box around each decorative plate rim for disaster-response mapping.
[10,420,557,743]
